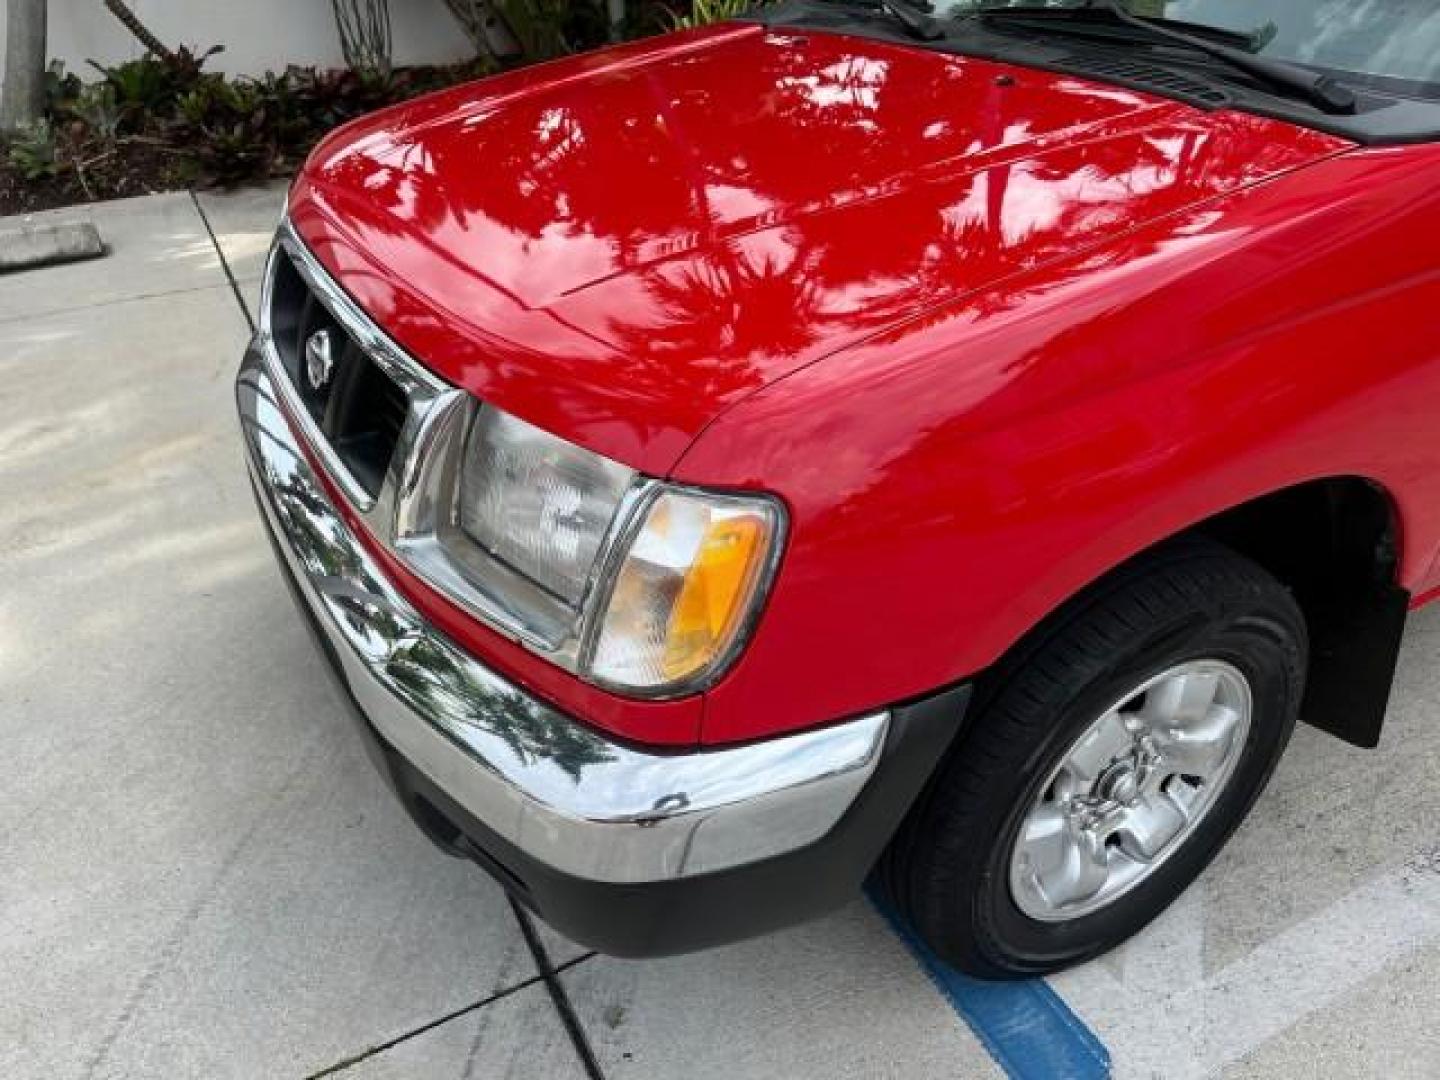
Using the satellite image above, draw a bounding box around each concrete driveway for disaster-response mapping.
[3,189,1438,1080]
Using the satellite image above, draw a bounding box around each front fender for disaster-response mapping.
[678,145,1440,745]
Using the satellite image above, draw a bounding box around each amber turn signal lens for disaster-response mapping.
[586,489,781,693]
[662,513,768,680]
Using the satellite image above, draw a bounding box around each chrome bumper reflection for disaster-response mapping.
[236,346,889,883]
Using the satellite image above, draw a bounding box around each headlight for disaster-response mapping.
[586,488,782,693]
[458,408,635,606]
[396,401,784,696]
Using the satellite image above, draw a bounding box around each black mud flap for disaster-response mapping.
[1300,581,1410,749]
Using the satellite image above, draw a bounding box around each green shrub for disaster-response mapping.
[668,0,752,29]
[88,45,220,110]
[90,56,176,110]
[44,61,84,115]
[189,119,279,187]
[6,36,503,201]
[6,119,63,180]
[170,64,448,187]
[497,0,579,60]
[64,83,125,144]
[174,78,280,186]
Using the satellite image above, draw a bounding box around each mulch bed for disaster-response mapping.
[1,137,188,215]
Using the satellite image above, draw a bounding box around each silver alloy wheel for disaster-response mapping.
[1008,659,1253,922]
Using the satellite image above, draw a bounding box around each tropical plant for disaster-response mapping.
[439,0,523,63]
[495,0,576,59]
[2,10,498,206]
[65,82,125,143]
[174,77,282,185]
[170,61,467,188]
[88,47,218,112]
[89,56,175,110]
[189,118,280,187]
[442,0,624,64]
[668,0,751,30]
[5,118,62,179]
[330,0,394,80]
[44,61,84,113]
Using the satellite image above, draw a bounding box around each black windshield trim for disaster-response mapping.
[974,4,1357,113]
[980,20,1440,103]
[972,5,1261,52]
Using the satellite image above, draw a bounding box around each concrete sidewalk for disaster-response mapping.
[2,189,1438,1080]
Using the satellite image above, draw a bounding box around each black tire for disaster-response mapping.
[881,539,1308,978]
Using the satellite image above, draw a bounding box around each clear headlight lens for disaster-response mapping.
[437,404,782,694]
[458,408,635,606]
[587,489,781,692]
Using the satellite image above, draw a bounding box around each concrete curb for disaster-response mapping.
[0,219,106,273]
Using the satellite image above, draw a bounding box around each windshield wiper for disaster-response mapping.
[975,0,1357,114]
[818,0,946,41]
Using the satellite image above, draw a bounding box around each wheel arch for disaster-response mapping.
[1185,476,1407,748]
[988,477,1407,749]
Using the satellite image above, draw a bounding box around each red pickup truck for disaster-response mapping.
[237,1,1440,976]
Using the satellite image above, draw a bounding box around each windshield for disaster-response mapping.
[949,1,1440,99]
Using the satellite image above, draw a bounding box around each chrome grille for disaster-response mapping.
[263,247,411,500]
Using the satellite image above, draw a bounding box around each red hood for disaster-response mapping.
[290,24,1347,475]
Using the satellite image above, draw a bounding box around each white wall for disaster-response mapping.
[4,0,473,80]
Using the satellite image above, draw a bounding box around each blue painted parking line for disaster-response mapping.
[871,897,1111,1080]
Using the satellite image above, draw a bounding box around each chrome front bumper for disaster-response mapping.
[237,345,890,885]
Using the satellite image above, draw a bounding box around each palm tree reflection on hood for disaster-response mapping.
[306,29,1243,414]
[608,250,826,373]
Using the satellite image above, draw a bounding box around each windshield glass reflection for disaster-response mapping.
[949,1,1440,94]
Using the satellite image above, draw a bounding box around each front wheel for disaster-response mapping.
[882,540,1307,978]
